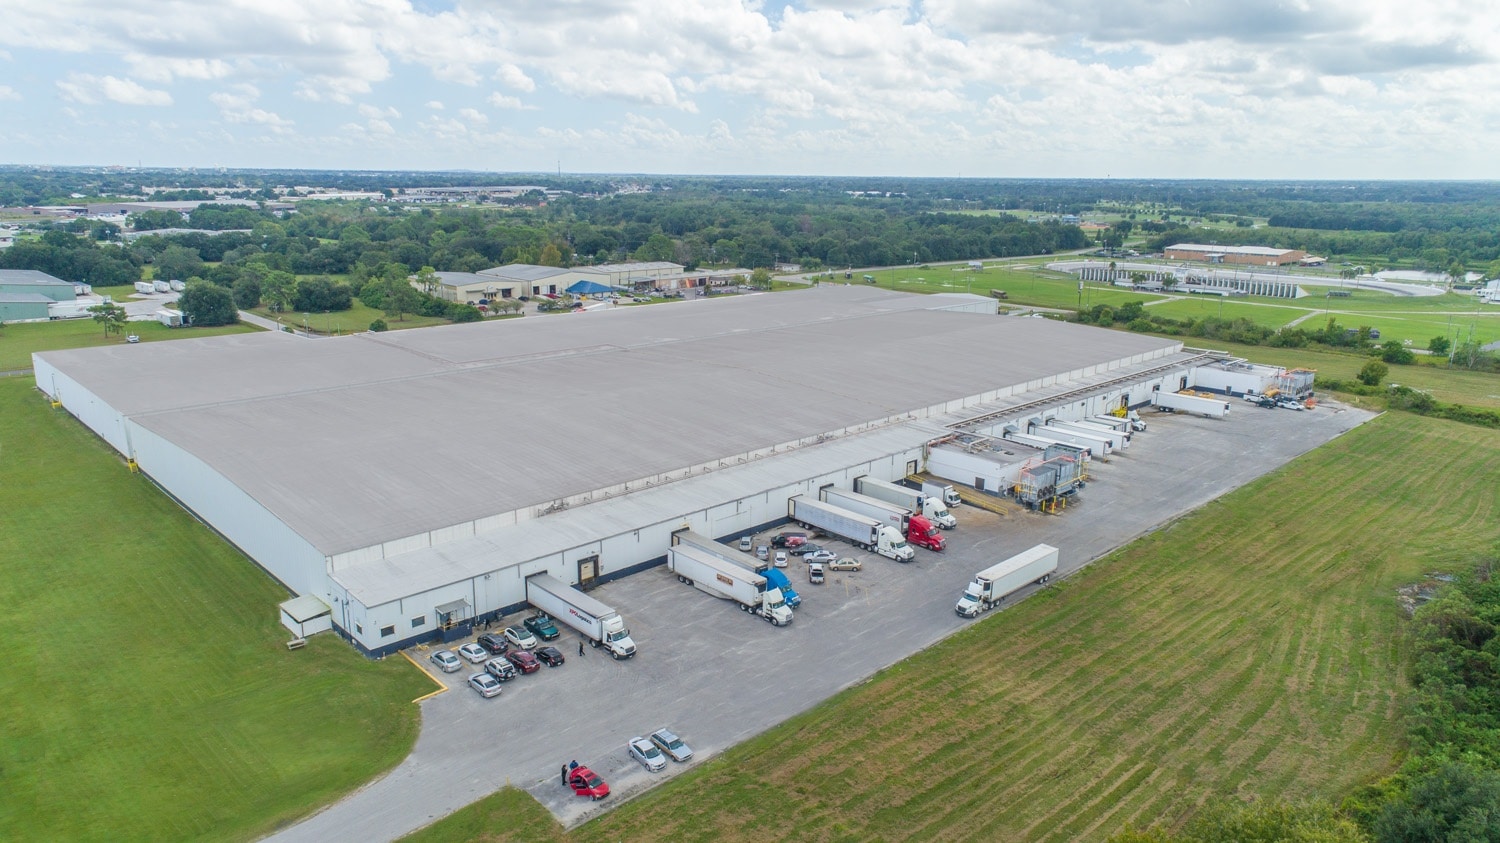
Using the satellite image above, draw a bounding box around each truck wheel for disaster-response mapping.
[589,639,599,648]
[611,650,622,660]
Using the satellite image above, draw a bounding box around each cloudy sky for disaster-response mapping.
[0,0,1494,178]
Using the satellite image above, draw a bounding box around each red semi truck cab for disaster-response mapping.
[906,514,945,551]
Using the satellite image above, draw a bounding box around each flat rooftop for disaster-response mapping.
[38,287,1179,556]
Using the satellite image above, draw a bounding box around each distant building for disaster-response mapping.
[0,269,77,321]
[476,264,611,297]
[1164,244,1307,267]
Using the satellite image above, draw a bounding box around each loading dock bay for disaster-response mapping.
[266,400,1374,842]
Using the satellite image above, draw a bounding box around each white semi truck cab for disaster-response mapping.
[878,525,914,562]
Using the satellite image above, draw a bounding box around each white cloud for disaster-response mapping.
[426,100,444,110]
[210,83,293,132]
[486,92,529,109]
[126,56,234,83]
[57,73,172,106]
[0,85,19,101]
[358,103,400,119]
[496,63,535,92]
[458,107,487,124]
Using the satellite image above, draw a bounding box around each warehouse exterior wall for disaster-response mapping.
[33,358,132,454]
[128,423,328,597]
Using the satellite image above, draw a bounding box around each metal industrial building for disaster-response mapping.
[35,286,1209,655]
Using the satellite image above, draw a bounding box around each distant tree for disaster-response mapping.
[412,265,441,295]
[1376,762,1500,843]
[292,277,353,312]
[1379,340,1415,365]
[750,267,772,289]
[258,269,296,313]
[232,276,262,309]
[154,245,204,285]
[537,244,563,267]
[379,271,423,322]
[448,302,482,323]
[178,281,238,327]
[1427,336,1452,357]
[129,209,185,231]
[1357,360,1389,386]
[87,301,128,338]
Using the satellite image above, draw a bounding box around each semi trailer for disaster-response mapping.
[1047,419,1128,450]
[787,496,914,562]
[670,529,800,608]
[955,544,1060,618]
[821,486,944,552]
[922,481,962,508]
[853,475,956,528]
[1151,391,1231,418]
[525,573,638,659]
[667,544,793,626]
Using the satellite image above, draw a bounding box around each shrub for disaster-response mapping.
[1357,360,1389,386]
[369,319,388,332]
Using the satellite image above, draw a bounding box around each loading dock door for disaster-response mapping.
[577,554,599,589]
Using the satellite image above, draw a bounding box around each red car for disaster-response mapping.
[505,650,541,674]
[563,764,610,800]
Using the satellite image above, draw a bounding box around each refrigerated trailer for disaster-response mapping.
[671,528,800,608]
[853,475,956,528]
[787,495,913,561]
[955,544,1059,618]
[667,543,793,625]
[1151,391,1231,418]
[1047,419,1127,450]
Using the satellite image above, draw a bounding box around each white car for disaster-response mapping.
[738,536,753,552]
[773,550,789,568]
[503,626,538,650]
[457,642,490,663]
[628,736,667,772]
[802,549,839,564]
[429,649,462,673]
[468,672,502,698]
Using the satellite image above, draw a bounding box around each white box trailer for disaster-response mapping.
[1039,422,1115,456]
[134,281,155,294]
[47,301,93,320]
[788,495,913,561]
[168,279,185,292]
[1152,391,1231,418]
[821,487,909,533]
[1048,419,1127,450]
[671,528,800,608]
[525,573,637,659]
[667,544,792,626]
[1089,416,1133,434]
[854,475,956,528]
[156,310,184,327]
[152,280,171,293]
[1019,428,1106,459]
[956,544,1059,617]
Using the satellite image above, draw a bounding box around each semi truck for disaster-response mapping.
[787,495,914,562]
[1151,390,1231,418]
[525,573,638,659]
[1047,419,1128,450]
[853,475,956,529]
[955,544,1060,618]
[667,544,793,626]
[822,486,944,552]
[922,481,962,508]
[671,528,800,608]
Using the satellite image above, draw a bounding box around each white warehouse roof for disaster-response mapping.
[36,287,1179,557]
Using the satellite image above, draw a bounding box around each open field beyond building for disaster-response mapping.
[0,378,431,842]
[402,411,1500,842]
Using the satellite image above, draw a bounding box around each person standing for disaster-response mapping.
[578,641,585,657]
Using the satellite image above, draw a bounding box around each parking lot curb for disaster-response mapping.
[401,648,450,702]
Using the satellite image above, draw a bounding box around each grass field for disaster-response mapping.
[247,300,450,334]
[0,378,431,841]
[404,412,1500,842]
[0,318,261,371]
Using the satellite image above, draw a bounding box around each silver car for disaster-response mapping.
[738,536,753,552]
[429,649,462,673]
[457,642,489,663]
[628,736,667,772]
[468,672,502,698]
[648,728,693,762]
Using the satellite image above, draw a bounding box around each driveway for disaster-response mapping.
[264,399,1374,842]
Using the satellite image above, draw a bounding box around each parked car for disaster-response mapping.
[826,557,863,572]
[649,728,694,762]
[564,764,610,800]
[628,736,667,772]
[505,649,541,674]
[457,642,489,663]
[536,646,566,667]
[808,562,826,584]
[773,550,789,568]
[484,657,518,681]
[738,536,753,552]
[789,543,824,557]
[503,626,538,650]
[429,649,462,673]
[755,545,770,561]
[126,334,140,343]
[476,633,510,655]
[468,671,502,698]
[523,613,561,641]
[771,532,807,548]
[802,549,838,563]
[1277,399,1305,411]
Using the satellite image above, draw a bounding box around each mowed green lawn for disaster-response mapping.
[247,300,449,334]
[0,378,431,841]
[861,266,1169,311]
[0,318,261,371]
[405,412,1500,843]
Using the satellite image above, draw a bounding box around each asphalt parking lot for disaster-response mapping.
[267,398,1375,842]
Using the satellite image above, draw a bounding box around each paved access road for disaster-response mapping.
[265,399,1374,842]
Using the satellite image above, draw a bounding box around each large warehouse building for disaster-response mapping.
[35,287,1210,655]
